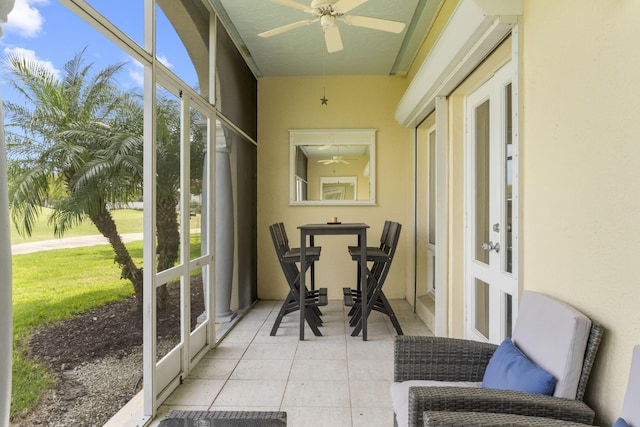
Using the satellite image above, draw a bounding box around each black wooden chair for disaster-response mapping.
[343,220,403,336]
[346,219,391,295]
[269,223,327,336]
[275,222,319,290]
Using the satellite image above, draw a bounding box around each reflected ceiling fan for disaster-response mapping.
[258,0,406,53]
[318,155,352,164]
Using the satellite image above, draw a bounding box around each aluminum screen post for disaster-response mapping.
[0,93,14,427]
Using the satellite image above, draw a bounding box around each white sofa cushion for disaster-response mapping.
[511,291,591,399]
[620,345,640,426]
[390,380,482,427]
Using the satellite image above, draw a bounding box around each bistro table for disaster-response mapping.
[298,223,370,340]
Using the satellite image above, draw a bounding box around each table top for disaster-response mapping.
[298,222,369,232]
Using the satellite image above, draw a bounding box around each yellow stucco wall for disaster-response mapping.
[257,75,413,302]
[397,0,640,423]
[520,0,640,423]
[256,0,640,423]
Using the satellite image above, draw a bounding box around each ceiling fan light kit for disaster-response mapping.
[258,0,406,53]
[318,155,350,164]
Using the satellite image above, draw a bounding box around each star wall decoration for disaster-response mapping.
[320,96,328,105]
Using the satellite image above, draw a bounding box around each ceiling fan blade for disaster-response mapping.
[271,0,314,13]
[342,15,406,33]
[333,0,368,14]
[324,25,343,53]
[258,19,315,38]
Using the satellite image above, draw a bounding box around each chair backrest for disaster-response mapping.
[620,345,640,426]
[368,222,402,288]
[384,221,401,254]
[269,223,301,288]
[379,220,392,249]
[511,291,602,400]
[277,222,292,251]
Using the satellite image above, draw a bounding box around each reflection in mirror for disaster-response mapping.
[289,129,376,205]
[321,176,357,200]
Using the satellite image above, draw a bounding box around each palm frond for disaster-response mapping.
[8,166,51,237]
[48,196,90,238]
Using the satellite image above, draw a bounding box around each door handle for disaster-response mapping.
[481,241,500,253]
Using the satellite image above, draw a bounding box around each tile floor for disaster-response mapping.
[150,299,433,427]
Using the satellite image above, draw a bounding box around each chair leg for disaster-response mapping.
[351,281,392,337]
[270,290,296,336]
[377,291,403,335]
[305,309,323,336]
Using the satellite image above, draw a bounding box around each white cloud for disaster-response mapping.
[4,0,48,38]
[128,61,143,87]
[3,46,60,80]
[127,57,172,88]
[157,55,173,69]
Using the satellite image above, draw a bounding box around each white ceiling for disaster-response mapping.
[210,0,441,77]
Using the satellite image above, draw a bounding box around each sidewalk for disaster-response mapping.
[11,233,145,255]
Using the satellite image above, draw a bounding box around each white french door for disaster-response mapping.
[150,74,215,404]
[465,62,517,344]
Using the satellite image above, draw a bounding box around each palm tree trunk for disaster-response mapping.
[89,209,144,308]
[156,196,180,309]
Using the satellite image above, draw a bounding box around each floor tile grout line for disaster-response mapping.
[207,301,276,411]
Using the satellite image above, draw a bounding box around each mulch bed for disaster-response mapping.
[28,276,205,371]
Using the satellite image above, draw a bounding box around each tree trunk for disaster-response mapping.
[89,209,144,309]
[156,196,180,310]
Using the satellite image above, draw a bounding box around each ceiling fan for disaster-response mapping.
[258,0,406,53]
[318,155,351,164]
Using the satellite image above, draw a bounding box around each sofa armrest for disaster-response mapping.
[423,411,593,426]
[408,387,595,427]
[394,336,498,382]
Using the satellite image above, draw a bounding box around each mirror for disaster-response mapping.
[289,129,376,205]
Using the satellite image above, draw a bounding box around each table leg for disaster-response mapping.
[310,236,315,291]
[300,230,306,341]
[360,230,367,341]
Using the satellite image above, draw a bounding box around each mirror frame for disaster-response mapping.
[289,129,376,206]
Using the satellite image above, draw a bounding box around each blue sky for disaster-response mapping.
[0,0,198,104]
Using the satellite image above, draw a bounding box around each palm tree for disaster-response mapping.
[4,49,145,303]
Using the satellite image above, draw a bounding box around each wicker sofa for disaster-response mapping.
[420,344,640,427]
[391,291,603,427]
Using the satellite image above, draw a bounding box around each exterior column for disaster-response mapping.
[215,132,235,322]
[0,94,13,427]
[1,8,14,426]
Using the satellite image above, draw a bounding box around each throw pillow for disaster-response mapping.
[612,417,630,427]
[482,338,556,395]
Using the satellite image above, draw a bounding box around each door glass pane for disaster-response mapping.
[475,100,490,264]
[475,279,490,339]
[156,279,181,362]
[504,292,513,338]
[429,252,436,294]
[190,108,209,332]
[155,85,182,273]
[504,83,513,274]
[189,107,207,261]
[190,270,205,334]
[428,130,436,245]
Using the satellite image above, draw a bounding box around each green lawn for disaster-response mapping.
[10,231,204,417]
[11,242,142,416]
[10,208,144,244]
[10,208,205,417]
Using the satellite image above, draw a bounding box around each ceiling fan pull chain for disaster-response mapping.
[321,48,328,105]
